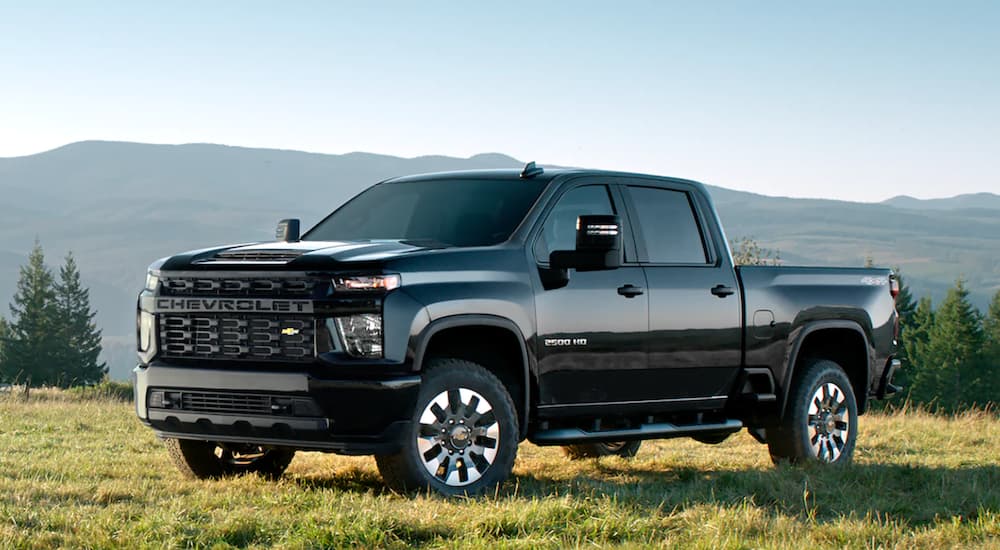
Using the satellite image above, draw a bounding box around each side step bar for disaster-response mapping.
[530,419,743,446]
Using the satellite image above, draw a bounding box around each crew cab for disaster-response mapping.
[135,163,900,495]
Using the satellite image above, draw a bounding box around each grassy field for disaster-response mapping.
[0,392,997,549]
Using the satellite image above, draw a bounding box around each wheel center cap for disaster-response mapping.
[450,425,472,448]
[816,411,836,434]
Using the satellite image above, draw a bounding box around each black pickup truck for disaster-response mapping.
[135,164,900,495]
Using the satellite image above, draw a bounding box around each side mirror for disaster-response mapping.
[550,214,621,271]
[276,219,300,242]
[575,214,621,254]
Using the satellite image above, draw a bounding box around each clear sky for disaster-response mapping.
[1,1,997,202]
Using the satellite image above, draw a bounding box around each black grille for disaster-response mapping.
[159,315,315,361]
[148,389,323,417]
[160,275,317,297]
[181,392,273,415]
[210,249,305,263]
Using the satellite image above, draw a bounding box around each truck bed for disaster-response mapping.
[736,265,897,410]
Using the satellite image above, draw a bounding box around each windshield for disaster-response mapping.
[303,178,548,246]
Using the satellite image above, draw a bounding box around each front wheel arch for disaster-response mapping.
[412,315,532,440]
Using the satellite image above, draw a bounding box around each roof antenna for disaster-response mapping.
[520,161,544,179]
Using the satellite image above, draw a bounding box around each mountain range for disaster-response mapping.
[1,141,998,379]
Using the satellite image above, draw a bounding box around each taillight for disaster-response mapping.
[890,274,900,342]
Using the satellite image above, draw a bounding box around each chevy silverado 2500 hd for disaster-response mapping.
[135,163,900,495]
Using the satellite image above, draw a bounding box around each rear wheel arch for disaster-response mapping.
[781,321,871,417]
[414,315,532,440]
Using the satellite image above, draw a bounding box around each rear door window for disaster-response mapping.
[626,186,708,264]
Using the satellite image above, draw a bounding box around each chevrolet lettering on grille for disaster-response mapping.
[155,298,313,313]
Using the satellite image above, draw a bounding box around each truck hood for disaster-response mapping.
[159,240,446,271]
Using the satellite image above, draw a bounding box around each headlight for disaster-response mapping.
[333,274,400,292]
[335,313,383,358]
[145,271,160,291]
[137,311,155,352]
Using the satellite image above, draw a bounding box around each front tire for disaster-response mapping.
[562,440,642,459]
[768,359,858,465]
[164,438,296,479]
[375,358,519,496]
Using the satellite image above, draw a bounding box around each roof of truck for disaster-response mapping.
[382,165,710,193]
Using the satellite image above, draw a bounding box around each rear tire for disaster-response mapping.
[164,438,295,479]
[768,359,858,465]
[562,440,642,459]
[375,358,519,496]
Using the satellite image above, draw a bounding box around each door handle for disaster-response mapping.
[617,284,645,298]
[711,284,735,298]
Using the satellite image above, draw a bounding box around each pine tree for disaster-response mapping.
[985,290,1000,349]
[3,241,58,386]
[893,271,917,370]
[0,316,9,382]
[901,296,934,405]
[53,252,106,387]
[981,290,1000,402]
[919,279,984,410]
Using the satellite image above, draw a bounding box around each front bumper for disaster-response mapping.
[134,363,420,455]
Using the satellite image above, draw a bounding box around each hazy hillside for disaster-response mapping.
[709,192,1000,308]
[881,193,1000,210]
[1,141,997,379]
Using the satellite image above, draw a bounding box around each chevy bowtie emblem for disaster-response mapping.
[280,327,300,336]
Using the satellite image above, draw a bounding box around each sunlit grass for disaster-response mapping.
[0,392,997,548]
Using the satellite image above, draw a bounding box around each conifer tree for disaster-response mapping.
[985,290,1000,349]
[53,252,106,386]
[0,316,9,381]
[893,271,917,369]
[3,241,58,386]
[901,296,934,404]
[919,279,984,410]
[981,290,1000,401]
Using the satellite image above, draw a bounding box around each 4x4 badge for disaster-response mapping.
[280,327,300,336]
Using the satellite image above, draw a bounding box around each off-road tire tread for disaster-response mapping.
[164,438,225,479]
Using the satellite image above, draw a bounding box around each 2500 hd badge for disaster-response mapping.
[545,338,588,346]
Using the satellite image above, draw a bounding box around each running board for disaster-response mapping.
[530,419,743,445]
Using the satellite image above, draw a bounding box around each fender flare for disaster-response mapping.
[780,319,872,417]
[412,314,532,440]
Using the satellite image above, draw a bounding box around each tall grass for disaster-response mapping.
[0,392,996,548]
